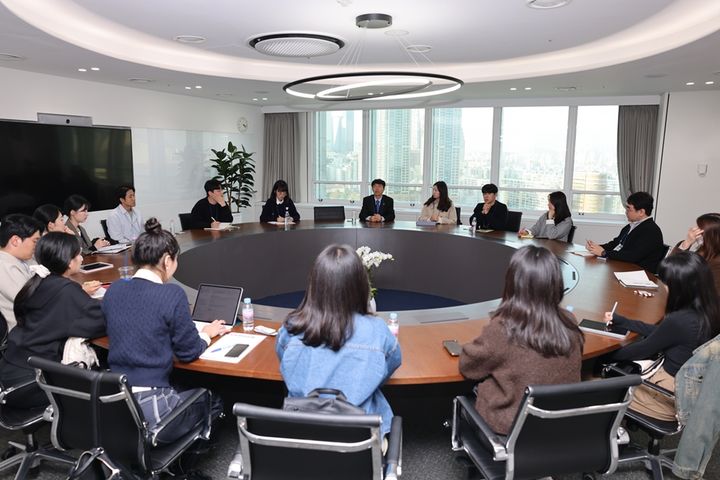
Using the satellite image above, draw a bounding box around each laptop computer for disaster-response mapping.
[191,283,244,332]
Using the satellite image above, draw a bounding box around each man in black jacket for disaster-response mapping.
[586,191,666,272]
[189,179,233,229]
[359,179,395,223]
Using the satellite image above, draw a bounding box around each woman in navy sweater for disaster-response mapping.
[102,218,228,444]
[259,179,300,223]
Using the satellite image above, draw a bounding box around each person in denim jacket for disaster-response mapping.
[276,244,402,435]
[672,334,720,479]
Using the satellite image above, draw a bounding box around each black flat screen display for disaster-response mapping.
[0,120,134,217]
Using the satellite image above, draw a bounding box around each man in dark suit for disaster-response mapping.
[359,179,395,223]
[586,191,665,272]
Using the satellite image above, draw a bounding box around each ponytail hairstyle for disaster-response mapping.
[33,204,63,233]
[132,218,179,269]
[14,232,81,326]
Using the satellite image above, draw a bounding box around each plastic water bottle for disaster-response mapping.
[169,219,176,236]
[469,218,476,234]
[388,312,399,337]
[284,206,290,228]
[242,298,255,332]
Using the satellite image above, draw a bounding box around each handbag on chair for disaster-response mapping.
[282,388,365,415]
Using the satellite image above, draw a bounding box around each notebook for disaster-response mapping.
[191,284,244,331]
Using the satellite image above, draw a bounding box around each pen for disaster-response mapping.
[210,217,217,223]
[210,345,229,353]
[610,301,618,317]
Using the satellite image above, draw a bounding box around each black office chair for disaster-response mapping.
[603,364,683,480]
[451,375,641,480]
[314,206,345,222]
[178,213,193,231]
[504,211,522,232]
[229,402,402,480]
[28,356,212,478]
[567,224,577,243]
[99,219,118,245]
[455,207,462,225]
[0,379,75,479]
[0,310,8,355]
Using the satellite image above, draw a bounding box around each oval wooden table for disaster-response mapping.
[84,221,667,385]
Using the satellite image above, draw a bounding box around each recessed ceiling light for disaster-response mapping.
[555,86,577,91]
[174,35,206,44]
[406,45,432,53]
[128,78,154,83]
[686,82,695,86]
[195,85,202,89]
[705,81,715,85]
[510,87,518,91]
[385,29,409,37]
[0,53,26,61]
[527,0,571,9]
[77,68,87,72]
[252,98,258,101]
[90,67,100,71]
[185,86,192,90]
[249,33,344,58]
[524,87,532,90]
[262,97,268,100]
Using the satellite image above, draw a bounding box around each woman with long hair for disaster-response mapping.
[459,245,584,434]
[672,213,720,296]
[605,251,720,420]
[519,191,573,241]
[276,244,401,434]
[259,179,300,223]
[418,181,457,224]
[0,232,106,407]
[32,204,71,234]
[63,194,110,254]
[102,218,228,444]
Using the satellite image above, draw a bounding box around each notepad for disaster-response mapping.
[614,270,658,289]
[200,332,266,363]
[267,220,296,225]
[571,251,596,257]
[95,243,132,254]
[204,222,232,231]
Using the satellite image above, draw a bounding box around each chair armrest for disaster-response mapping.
[384,416,402,479]
[456,396,507,459]
[147,388,208,446]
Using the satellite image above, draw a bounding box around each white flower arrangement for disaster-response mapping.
[356,246,394,298]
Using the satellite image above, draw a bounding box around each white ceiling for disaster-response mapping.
[1,0,719,110]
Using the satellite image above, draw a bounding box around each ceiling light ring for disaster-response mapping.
[316,78,434,101]
[283,71,463,102]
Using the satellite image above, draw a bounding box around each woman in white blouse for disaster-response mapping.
[418,181,457,225]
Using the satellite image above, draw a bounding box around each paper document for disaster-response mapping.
[614,270,658,289]
[204,222,232,231]
[267,220,296,225]
[571,251,596,257]
[96,244,131,254]
[476,229,494,233]
[199,332,266,363]
[91,286,107,299]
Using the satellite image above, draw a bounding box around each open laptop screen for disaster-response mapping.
[191,284,244,327]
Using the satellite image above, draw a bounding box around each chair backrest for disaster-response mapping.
[0,310,8,353]
[506,375,640,478]
[504,211,522,232]
[567,224,577,243]
[232,402,385,480]
[314,206,345,222]
[99,219,115,244]
[27,357,150,472]
[455,206,462,225]
[178,213,193,231]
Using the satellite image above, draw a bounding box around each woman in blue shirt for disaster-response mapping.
[276,244,401,434]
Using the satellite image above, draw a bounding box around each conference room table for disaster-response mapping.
[80,220,667,385]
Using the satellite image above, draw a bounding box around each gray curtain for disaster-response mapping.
[263,113,300,199]
[617,105,659,199]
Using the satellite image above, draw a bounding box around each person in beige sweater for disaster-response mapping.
[459,245,584,434]
[418,181,457,225]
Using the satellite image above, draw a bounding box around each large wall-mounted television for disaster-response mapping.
[0,119,134,218]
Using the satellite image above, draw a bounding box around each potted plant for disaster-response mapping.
[209,142,256,214]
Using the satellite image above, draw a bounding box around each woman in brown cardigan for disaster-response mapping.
[459,245,584,434]
[672,213,720,297]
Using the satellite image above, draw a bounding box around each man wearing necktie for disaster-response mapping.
[586,191,665,272]
[359,179,395,223]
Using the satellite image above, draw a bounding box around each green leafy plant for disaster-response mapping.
[209,142,256,211]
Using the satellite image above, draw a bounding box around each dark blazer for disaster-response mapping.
[469,201,508,230]
[189,197,233,229]
[66,222,98,255]
[260,198,300,223]
[601,217,665,272]
[359,195,395,222]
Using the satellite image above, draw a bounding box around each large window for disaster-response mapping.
[370,109,425,203]
[311,104,638,217]
[314,110,362,202]
[573,106,624,215]
[432,108,493,207]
